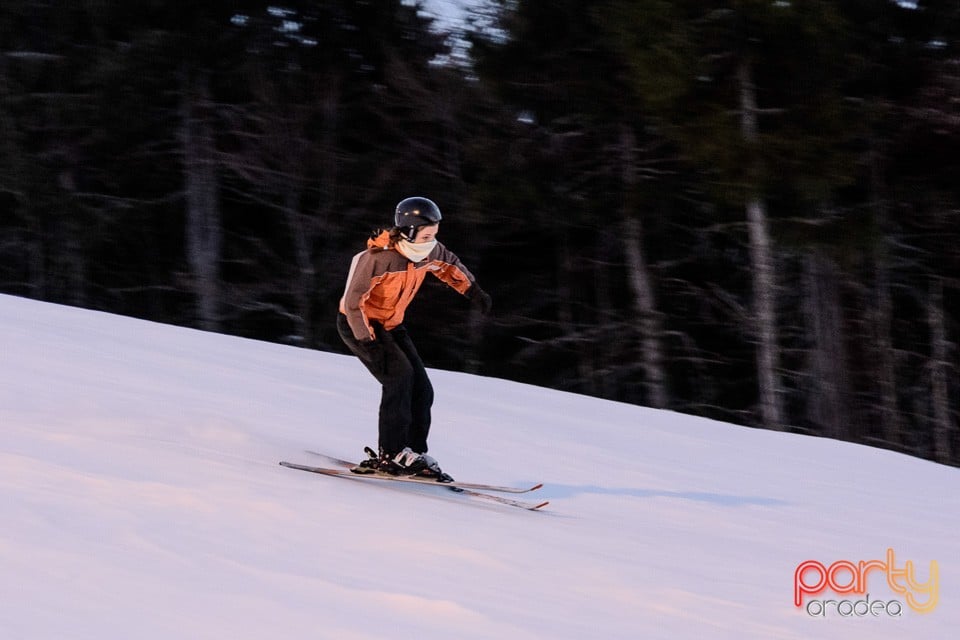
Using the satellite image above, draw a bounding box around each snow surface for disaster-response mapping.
[1,292,957,639]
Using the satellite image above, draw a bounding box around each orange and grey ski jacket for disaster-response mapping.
[339,231,476,341]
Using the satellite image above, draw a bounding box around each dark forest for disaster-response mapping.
[1,1,958,465]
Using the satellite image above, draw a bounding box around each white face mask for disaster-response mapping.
[396,238,437,262]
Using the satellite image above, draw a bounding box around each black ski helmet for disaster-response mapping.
[394,196,442,240]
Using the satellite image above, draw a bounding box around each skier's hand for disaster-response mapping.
[357,336,385,372]
[467,284,492,315]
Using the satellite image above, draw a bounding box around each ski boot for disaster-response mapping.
[392,448,454,483]
[351,446,453,483]
[409,451,454,483]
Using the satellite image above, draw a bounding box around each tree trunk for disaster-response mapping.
[802,249,849,440]
[305,83,341,347]
[873,260,902,444]
[619,125,667,409]
[180,68,222,332]
[738,58,783,429]
[283,186,314,342]
[622,217,667,409]
[555,233,594,394]
[928,276,953,464]
[869,141,902,446]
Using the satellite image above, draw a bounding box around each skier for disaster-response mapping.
[337,196,492,481]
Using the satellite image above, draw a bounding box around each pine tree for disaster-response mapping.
[471,0,670,407]
[603,0,877,431]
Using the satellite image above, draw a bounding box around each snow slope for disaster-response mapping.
[0,293,957,639]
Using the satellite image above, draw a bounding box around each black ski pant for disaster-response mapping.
[337,313,433,456]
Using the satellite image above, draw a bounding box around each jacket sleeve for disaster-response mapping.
[341,250,377,341]
[429,243,476,295]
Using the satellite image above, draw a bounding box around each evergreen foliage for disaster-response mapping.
[0,0,957,464]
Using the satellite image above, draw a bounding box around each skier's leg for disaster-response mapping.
[390,325,433,453]
[336,314,385,379]
[375,331,415,455]
[336,315,413,455]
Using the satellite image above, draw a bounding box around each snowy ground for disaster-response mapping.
[0,293,957,639]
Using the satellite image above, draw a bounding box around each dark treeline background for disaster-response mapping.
[1,1,958,465]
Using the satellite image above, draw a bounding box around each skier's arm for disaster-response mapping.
[429,244,492,314]
[341,251,377,342]
[429,244,475,295]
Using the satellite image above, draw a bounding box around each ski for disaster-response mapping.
[279,461,549,511]
[303,451,544,494]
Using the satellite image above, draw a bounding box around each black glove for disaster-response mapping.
[467,284,492,315]
[356,335,385,372]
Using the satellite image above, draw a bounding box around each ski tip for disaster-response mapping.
[530,483,544,492]
[531,501,550,510]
